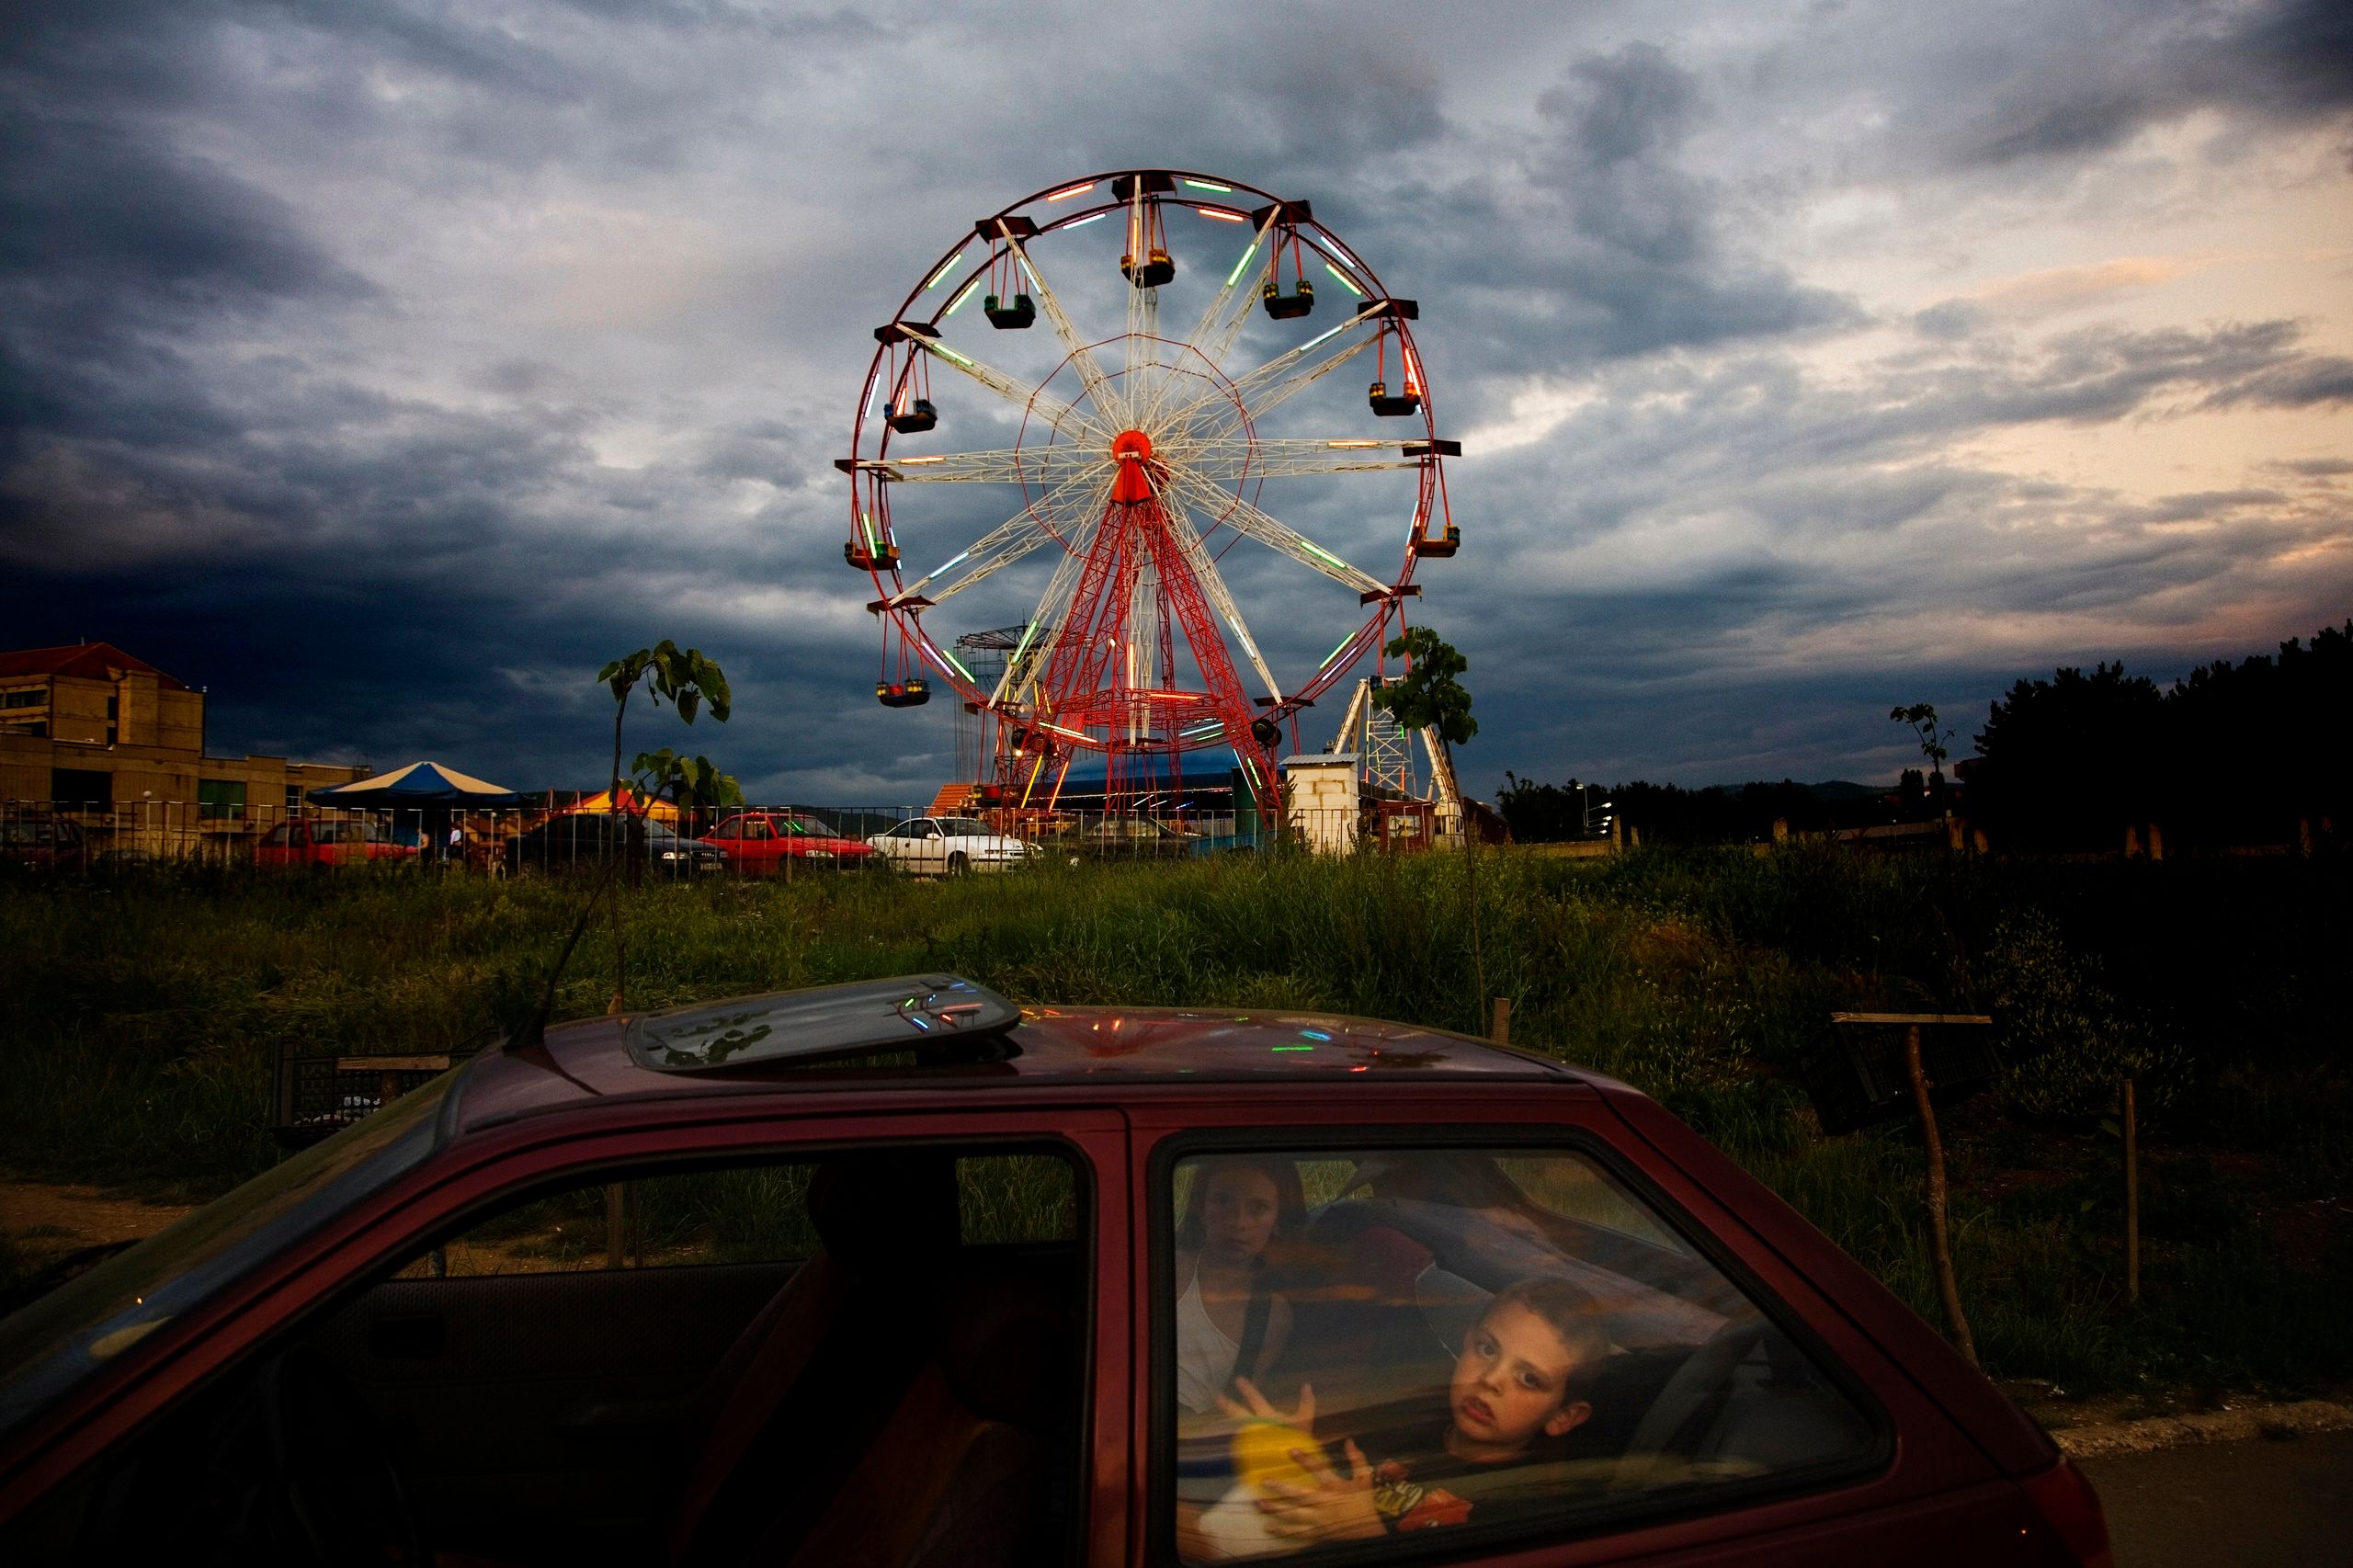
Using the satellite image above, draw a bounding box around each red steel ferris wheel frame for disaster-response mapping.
[840,168,1455,810]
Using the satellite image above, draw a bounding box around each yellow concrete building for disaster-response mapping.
[0,642,371,857]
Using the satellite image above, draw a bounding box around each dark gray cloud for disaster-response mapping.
[1,0,2347,799]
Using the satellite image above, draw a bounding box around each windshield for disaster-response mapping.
[0,1071,456,1442]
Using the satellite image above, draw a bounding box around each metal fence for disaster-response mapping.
[1,794,1470,876]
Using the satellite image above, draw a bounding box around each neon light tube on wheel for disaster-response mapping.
[926,251,966,290]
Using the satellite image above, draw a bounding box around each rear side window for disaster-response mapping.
[1162,1147,1877,1562]
[396,1151,1075,1277]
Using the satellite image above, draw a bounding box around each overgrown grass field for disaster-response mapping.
[2,847,2346,1406]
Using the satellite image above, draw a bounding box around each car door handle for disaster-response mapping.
[553,1397,697,1441]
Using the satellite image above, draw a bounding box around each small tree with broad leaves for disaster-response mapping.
[633,747,744,841]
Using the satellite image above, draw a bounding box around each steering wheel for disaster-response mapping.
[1610,1317,1771,1493]
[257,1346,434,1566]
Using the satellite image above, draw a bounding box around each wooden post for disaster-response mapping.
[606,1183,627,1269]
[2123,1078,2140,1305]
[1490,996,1512,1046]
[1902,1022,1979,1367]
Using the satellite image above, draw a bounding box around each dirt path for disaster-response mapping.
[0,1179,194,1267]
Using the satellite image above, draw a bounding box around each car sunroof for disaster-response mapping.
[625,973,1023,1072]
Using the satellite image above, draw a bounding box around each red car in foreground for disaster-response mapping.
[0,978,2109,1567]
[702,810,879,874]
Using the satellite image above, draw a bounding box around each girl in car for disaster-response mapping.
[1174,1157,1308,1415]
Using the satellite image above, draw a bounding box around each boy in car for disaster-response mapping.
[1213,1277,1609,1551]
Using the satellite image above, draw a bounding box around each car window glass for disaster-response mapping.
[1165,1147,1875,1562]
[261,824,292,846]
[917,823,941,838]
[395,1150,1077,1278]
[940,818,989,836]
[744,820,772,841]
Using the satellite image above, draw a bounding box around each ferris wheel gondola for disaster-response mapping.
[840,168,1461,823]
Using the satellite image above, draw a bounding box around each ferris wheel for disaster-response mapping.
[841,168,1460,820]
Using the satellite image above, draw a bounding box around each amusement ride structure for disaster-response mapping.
[842,168,1459,824]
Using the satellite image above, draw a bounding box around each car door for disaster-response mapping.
[910,818,948,873]
[1125,1091,2059,1568]
[1,1097,1126,1568]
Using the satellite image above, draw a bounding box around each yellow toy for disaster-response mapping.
[1230,1419,1323,1495]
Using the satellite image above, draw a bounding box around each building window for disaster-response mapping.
[198,779,248,821]
[285,784,304,812]
[2,687,45,709]
[51,767,111,811]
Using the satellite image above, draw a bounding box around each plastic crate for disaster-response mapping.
[270,1041,478,1149]
[1802,1020,2005,1136]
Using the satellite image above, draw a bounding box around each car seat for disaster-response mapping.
[666,1153,962,1566]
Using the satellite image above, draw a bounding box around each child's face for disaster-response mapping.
[1201,1168,1279,1261]
[1449,1301,1593,1460]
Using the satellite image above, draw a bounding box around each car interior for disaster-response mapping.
[26,1147,1086,1568]
[1169,1150,1881,1559]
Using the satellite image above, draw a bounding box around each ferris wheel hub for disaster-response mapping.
[1109,427,1155,504]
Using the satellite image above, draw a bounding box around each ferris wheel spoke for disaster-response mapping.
[991,227,1120,421]
[1167,472,1389,597]
[881,444,1106,485]
[1183,210,1283,372]
[890,472,1108,604]
[1151,484,1283,702]
[1160,307,1383,435]
[915,337,1105,443]
[1173,437,1427,483]
[998,514,1103,709]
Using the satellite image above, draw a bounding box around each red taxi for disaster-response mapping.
[0,977,2109,1567]
[702,811,879,874]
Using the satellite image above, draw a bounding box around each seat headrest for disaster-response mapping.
[938,1256,1073,1432]
[807,1152,961,1279]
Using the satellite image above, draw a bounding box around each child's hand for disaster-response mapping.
[1215,1376,1315,1434]
[1256,1439,1386,1542]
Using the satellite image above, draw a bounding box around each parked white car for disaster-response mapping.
[866,815,1040,874]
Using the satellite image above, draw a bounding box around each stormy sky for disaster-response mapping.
[3,0,2347,803]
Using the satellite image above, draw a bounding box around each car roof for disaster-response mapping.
[449,984,1587,1136]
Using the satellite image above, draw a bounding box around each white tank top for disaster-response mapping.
[1175,1260,1242,1414]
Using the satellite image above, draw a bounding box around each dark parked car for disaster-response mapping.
[504,812,724,876]
[1063,817,1203,861]
[0,977,2110,1567]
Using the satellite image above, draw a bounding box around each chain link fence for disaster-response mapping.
[1,793,1464,875]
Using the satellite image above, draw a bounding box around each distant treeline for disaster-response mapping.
[1495,775,1914,846]
[1502,620,2350,850]
[1961,619,2349,851]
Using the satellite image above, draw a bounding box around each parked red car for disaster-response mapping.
[0,815,86,871]
[0,977,2109,1567]
[703,810,878,873]
[254,817,418,869]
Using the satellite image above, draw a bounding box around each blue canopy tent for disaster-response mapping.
[307,762,524,807]
[307,762,525,859]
